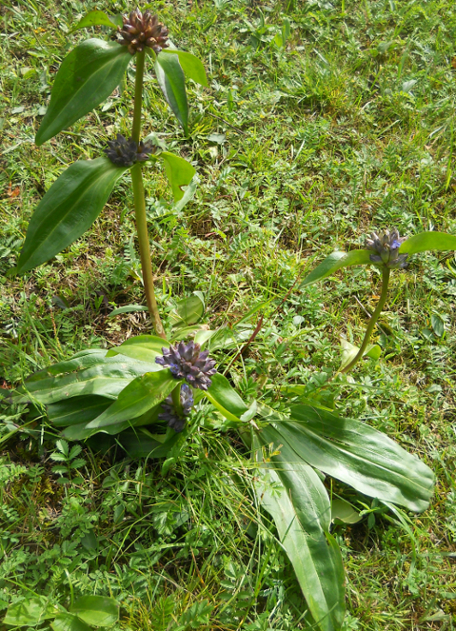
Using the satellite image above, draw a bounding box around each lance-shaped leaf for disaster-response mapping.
[254,431,345,631]
[399,231,456,255]
[47,395,112,427]
[155,53,188,134]
[205,373,249,422]
[71,10,122,32]
[36,39,132,145]
[161,50,208,86]
[107,335,169,362]
[159,152,196,201]
[85,370,178,429]
[300,250,371,289]
[15,354,160,405]
[17,158,127,273]
[275,405,435,512]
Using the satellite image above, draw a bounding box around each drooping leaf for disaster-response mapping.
[160,151,196,201]
[399,231,456,255]
[36,39,132,145]
[170,293,205,326]
[85,370,178,429]
[254,432,345,631]
[52,613,92,631]
[300,250,372,289]
[107,335,169,363]
[17,158,127,273]
[205,373,249,422]
[47,395,112,427]
[71,10,122,32]
[155,53,188,134]
[276,405,435,512]
[161,50,208,86]
[70,596,118,627]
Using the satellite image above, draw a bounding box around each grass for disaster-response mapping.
[1,0,456,628]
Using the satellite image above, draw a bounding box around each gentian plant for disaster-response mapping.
[10,7,456,631]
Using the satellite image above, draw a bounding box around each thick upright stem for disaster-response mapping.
[342,267,390,374]
[131,50,166,339]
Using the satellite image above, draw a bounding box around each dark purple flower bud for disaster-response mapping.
[155,341,217,391]
[104,134,156,167]
[116,8,169,55]
[366,229,408,269]
[159,384,194,433]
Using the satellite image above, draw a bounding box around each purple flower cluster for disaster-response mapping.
[105,134,155,168]
[159,384,194,433]
[155,341,217,391]
[117,9,169,55]
[366,229,408,269]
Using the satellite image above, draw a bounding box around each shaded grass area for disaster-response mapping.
[1,0,456,628]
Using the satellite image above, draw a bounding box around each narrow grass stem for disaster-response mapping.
[131,50,166,339]
[342,267,390,374]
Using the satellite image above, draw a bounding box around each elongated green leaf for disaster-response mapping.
[155,53,188,134]
[161,50,208,86]
[300,250,372,289]
[254,432,345,631]
[275,405,434,512]
[107,335,169,362]
[399,231,456,255]
[16,355,160,405]
[52,613,92,631]
[24,349,108,383]
[85,370,178,429]
[71,10,122,32]
[63,403,161,440]
[47,395,112,427]
[70,596,118,627]
[36,39,132,145]
[160,151,196,201]
[205,373,249,422]
[17,158,127,273]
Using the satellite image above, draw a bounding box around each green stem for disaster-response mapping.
[342,267,390,374]
[131,49,166,339]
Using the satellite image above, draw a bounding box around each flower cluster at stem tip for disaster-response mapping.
[116,8,169,55]
[366,229,408,269]
[156,341,217,390]
[104,134,156,167]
